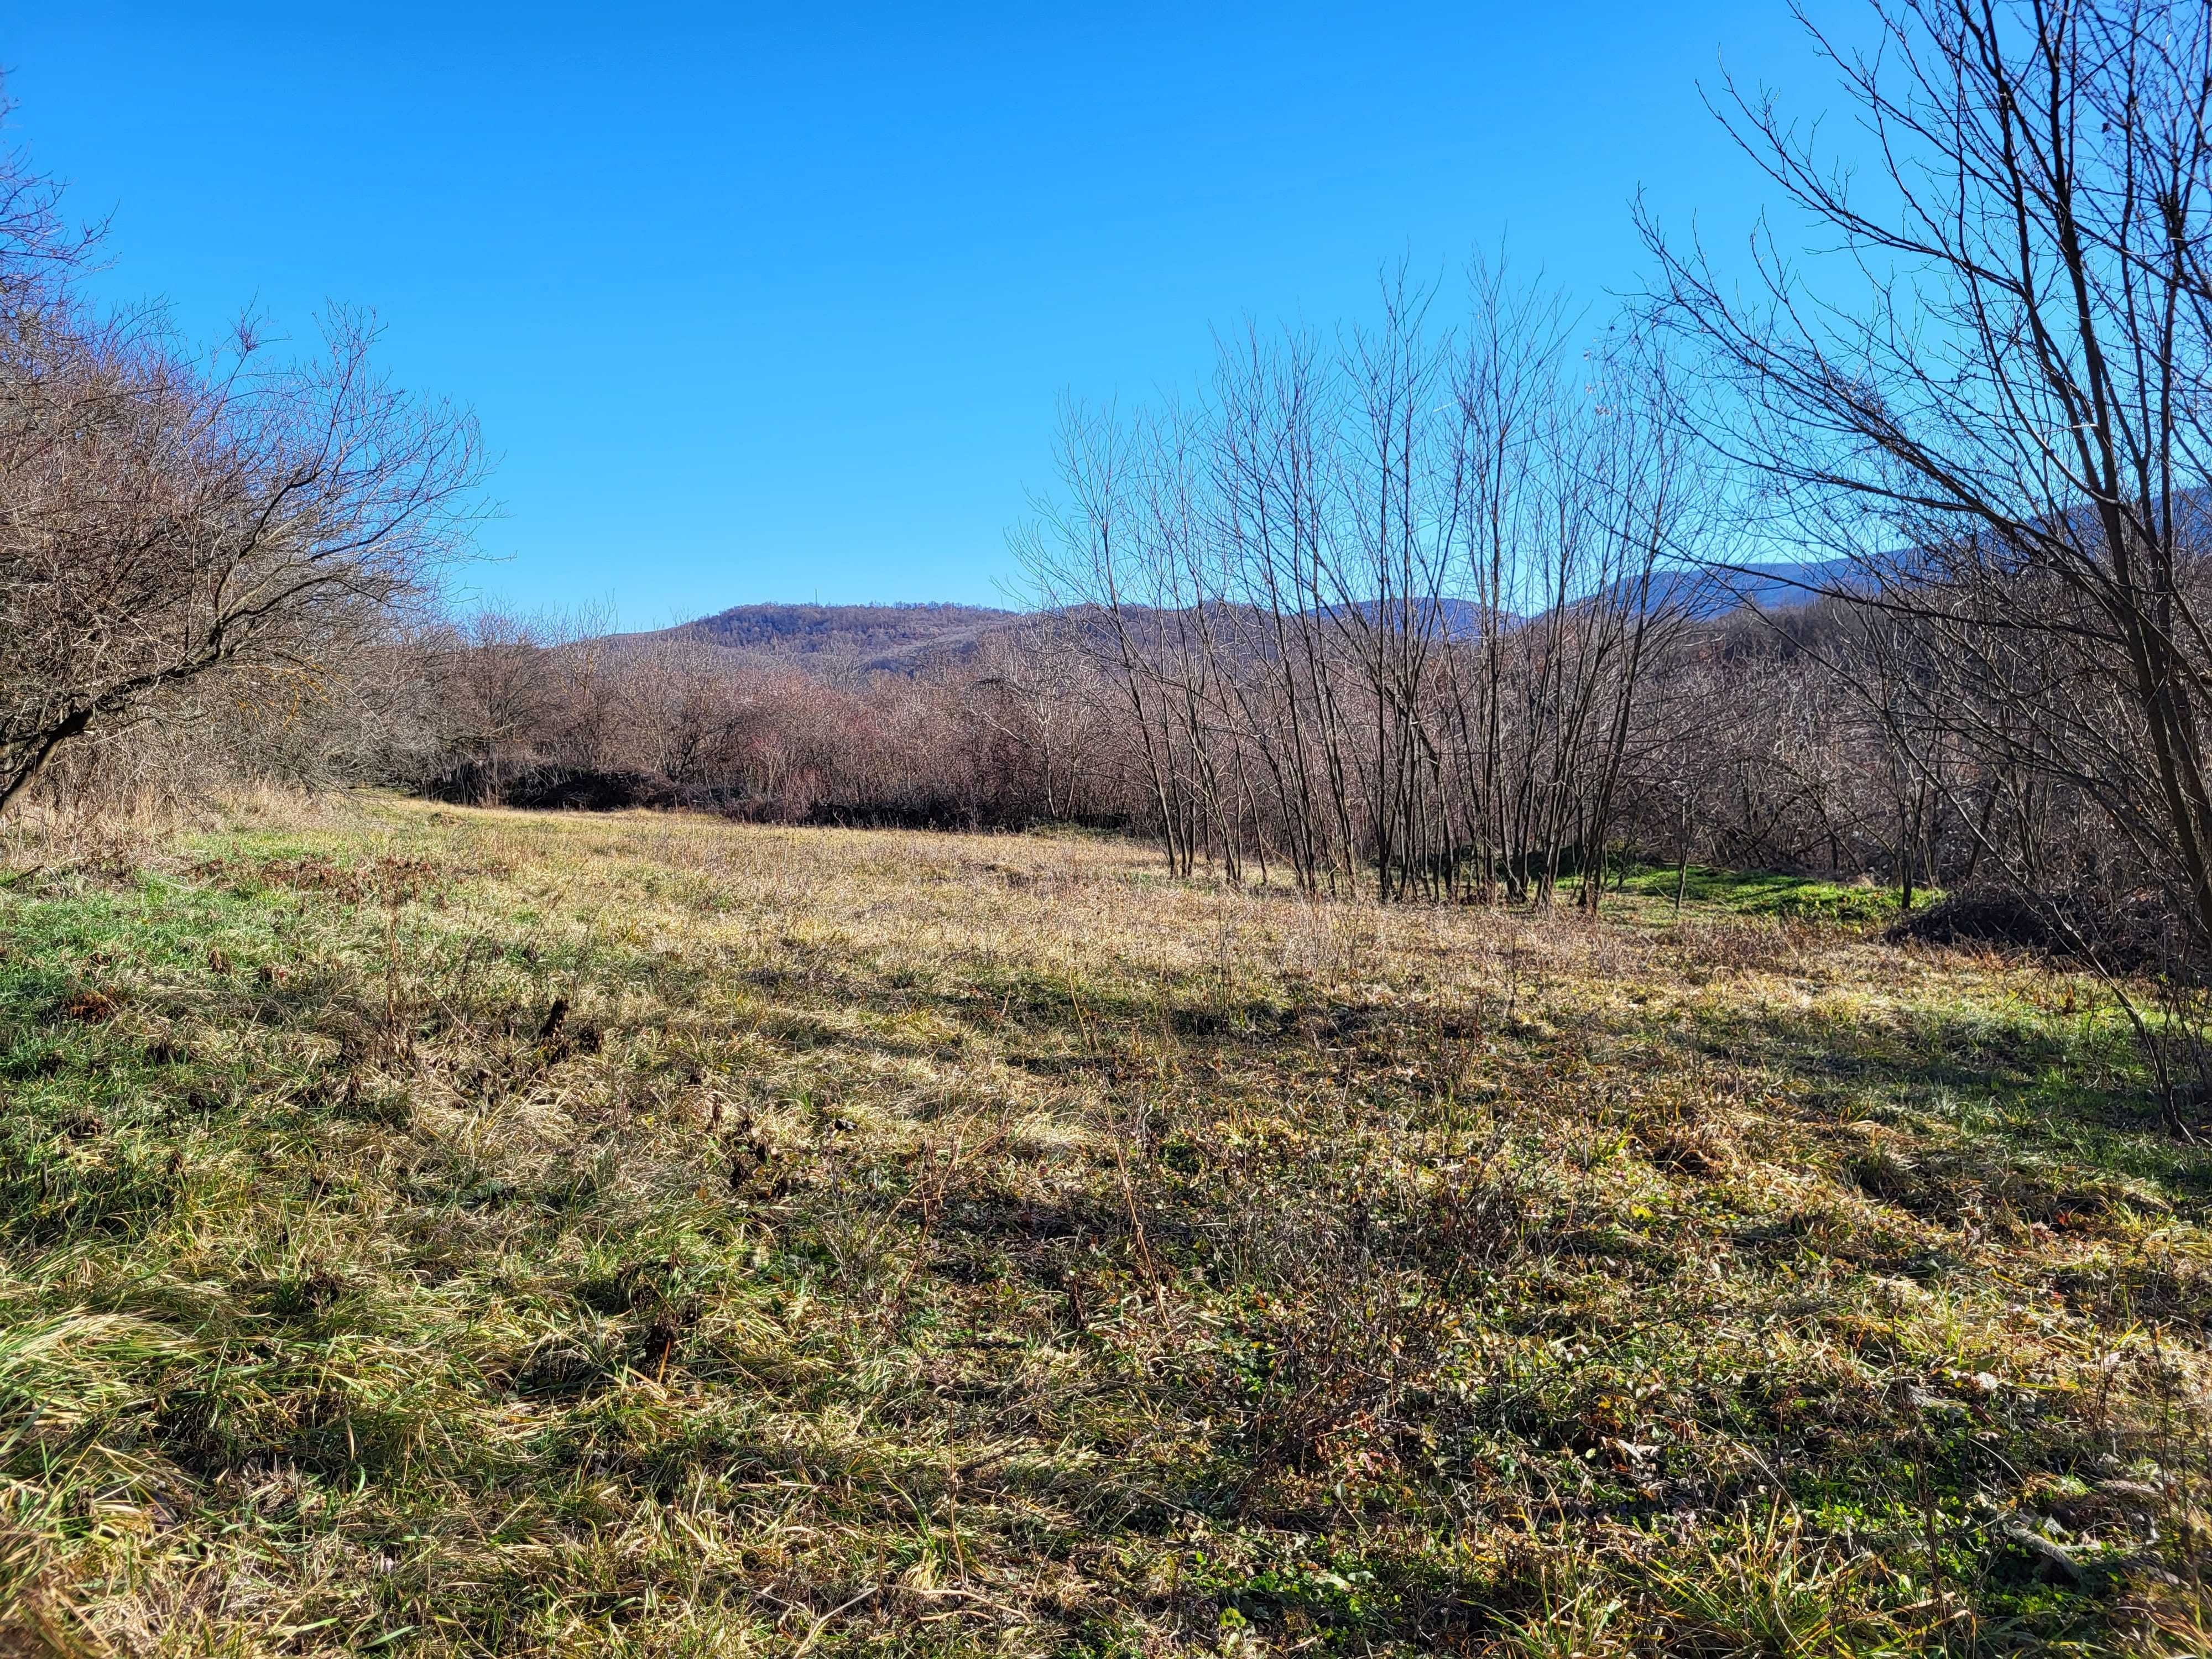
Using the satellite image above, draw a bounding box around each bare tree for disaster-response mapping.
[0,126,482,816]
[1018,263,1713,902]
[1644,0,2212,942]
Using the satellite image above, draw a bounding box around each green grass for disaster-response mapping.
[0,799,2206,1656]
[1615,863,1924,925]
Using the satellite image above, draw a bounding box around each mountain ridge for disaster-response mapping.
[617,567,1849,680]
[616,601,1025,676]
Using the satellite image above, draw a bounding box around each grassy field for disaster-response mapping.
[2,798,2209,1656]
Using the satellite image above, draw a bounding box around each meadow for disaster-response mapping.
[1,798,2207,1656]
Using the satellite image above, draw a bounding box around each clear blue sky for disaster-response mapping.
[9,2,1845,624]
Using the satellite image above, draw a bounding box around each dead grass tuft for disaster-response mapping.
[0,796,2207,1653]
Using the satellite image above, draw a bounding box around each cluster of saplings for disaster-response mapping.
[354,589,1968,904]
[11,6,2212,1098]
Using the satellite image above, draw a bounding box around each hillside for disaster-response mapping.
[2,799,2206,1655]
[606,580,1832,686]
[621,602,1023,677]
[1637,557,1860,617]
[623,575,1842,681]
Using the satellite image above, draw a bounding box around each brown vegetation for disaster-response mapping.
[3,799,2209,1656]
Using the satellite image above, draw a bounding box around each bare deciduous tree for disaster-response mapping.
[0,131,482,816]
[1644,0,2212,941]
[1018,263,1708,902]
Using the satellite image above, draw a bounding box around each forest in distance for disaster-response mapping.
[361,554,1906,895]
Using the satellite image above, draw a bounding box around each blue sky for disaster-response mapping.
[9,2,1844,623]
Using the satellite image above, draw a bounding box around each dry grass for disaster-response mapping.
[1,797,2208,1655]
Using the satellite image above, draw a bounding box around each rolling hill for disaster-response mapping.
[615,602,1024,677]
[615,568,1848,682]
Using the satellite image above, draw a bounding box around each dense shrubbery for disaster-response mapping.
[393,617,1103,830]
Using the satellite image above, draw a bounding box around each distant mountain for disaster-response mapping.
[1319,570,1853,629]
[619,602,1024,677]
[1321,596,1505,637]
[620,568,1848,683]
[1629,558,1861,618]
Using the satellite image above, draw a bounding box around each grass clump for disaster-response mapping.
[0,800,2206,1655]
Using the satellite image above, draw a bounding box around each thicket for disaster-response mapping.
[397,613,1070,830]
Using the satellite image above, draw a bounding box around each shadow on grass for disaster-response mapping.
[1671,991,2212,1211]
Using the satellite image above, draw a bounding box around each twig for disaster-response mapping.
[789,1582,878,1658]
